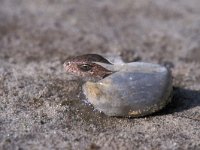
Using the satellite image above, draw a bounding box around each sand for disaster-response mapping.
[0,0,200,149]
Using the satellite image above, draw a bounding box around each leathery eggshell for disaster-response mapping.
[82,62,172,117]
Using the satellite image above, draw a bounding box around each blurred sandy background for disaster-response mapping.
[0,0,200,149]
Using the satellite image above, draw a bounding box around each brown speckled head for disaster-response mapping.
[64,54,114,81]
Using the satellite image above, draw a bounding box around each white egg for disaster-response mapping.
[83,62,172,117]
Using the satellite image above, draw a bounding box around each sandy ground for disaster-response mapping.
[0,0,200,149]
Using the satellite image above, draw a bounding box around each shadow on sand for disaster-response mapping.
[154,87,200,120]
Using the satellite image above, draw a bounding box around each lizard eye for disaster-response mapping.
[65,62,70,66]
[78,64,93,72]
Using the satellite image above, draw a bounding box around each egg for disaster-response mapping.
[82,62,172,117]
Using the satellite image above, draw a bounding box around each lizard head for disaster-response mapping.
[64,54,114,81]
